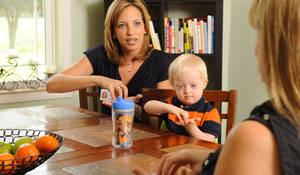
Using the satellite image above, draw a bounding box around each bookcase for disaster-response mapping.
[104,0,223,90]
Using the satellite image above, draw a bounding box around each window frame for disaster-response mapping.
[45,0,54,66]
[0,0,72,104]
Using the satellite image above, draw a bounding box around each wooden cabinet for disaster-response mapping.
[104,0,223,90]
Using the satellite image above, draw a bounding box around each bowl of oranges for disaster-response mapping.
[0,129,64,174]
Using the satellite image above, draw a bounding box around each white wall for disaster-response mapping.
[71,0,104,63]
[224,0,268,123]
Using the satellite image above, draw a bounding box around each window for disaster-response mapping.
[0,0,54,91]
[0,0,72,104]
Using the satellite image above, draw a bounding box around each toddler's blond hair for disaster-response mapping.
[168,54,208,87]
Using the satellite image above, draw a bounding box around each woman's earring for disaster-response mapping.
[113,36,116,39]
[144,32,147,35]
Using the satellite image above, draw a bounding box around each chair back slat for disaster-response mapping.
[219,114,226,119]
[79,87,100,112]
[213,102,221,112]
[79,88,88,109]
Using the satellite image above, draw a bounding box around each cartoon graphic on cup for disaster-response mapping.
[112,96,134,149]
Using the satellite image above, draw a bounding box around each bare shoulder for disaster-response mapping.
[227,120,275,145]
[214,121,282,175]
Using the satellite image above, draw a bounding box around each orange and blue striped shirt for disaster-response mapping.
[160,96,221,137]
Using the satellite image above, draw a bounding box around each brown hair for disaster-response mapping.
[168,54,208,87]
[249,0,300,132]
[104,0,152,65]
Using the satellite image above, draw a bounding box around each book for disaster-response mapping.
[183,22,188,53]
[200,20,205,53]
[187,19,193,53]
[207,15,212,54]
[197,20,202,53]
[204,21,208,53]
[169,19,172,53]
[174,18,179,53]
[166,18,170,53]
[171,18,175,53]
[164,17,168,53]
[179,18,184,54]
[193,18,198,54]
[211,16,214,54]
[149,20,160,50]
[184,21,190,53]
[155,33,161,50]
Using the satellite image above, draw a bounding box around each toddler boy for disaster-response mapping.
[144,54,221,142]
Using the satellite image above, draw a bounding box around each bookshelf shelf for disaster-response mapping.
[104,0,223,90]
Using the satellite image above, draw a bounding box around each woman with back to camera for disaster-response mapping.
[46,0,173,116]
[132,0,300,174]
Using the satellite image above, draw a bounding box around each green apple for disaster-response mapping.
[0,142,13,154]
[13,137,33,154]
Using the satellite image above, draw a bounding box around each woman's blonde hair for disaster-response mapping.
[168,54,208,87]
[249,0,300,132]
[104,0,152,65]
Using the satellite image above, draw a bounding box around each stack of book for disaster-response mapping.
[162,15,214,54]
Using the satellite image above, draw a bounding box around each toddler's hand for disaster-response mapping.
[125,94,143,103]
[185,118,201,126]
[169,107,189,125]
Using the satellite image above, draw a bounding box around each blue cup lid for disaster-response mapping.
[112,96,134,110]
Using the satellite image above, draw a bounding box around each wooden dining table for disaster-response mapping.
[0,104,221,175]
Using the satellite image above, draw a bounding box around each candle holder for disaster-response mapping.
[44,72,56,80]
[0,57,46,91]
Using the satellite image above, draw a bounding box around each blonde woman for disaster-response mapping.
[133,0,300,174]
[46,0,173,117]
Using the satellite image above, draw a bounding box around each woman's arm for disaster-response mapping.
[46,55,98,92]
[214,121,282,175]
[46,55,128,98]
[46,74,102,93]
[157,79,173,89]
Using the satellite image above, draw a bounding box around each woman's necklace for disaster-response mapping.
[124,64,133,73]
[122,60,143,74]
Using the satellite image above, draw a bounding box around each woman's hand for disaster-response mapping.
[97,76,128,101]
[132,149,212,175]
[132,162,158,175]
[132,168,151,175]
[157,149,211,175]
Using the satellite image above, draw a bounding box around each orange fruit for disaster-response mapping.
[0,153,16,173]
[35,135,58,153]
[15,144,40,166]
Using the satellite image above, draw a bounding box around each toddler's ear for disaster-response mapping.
[202,79,209,89]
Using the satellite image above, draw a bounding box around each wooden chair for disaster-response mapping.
[141,88,238,137]
[79,86,100,112]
